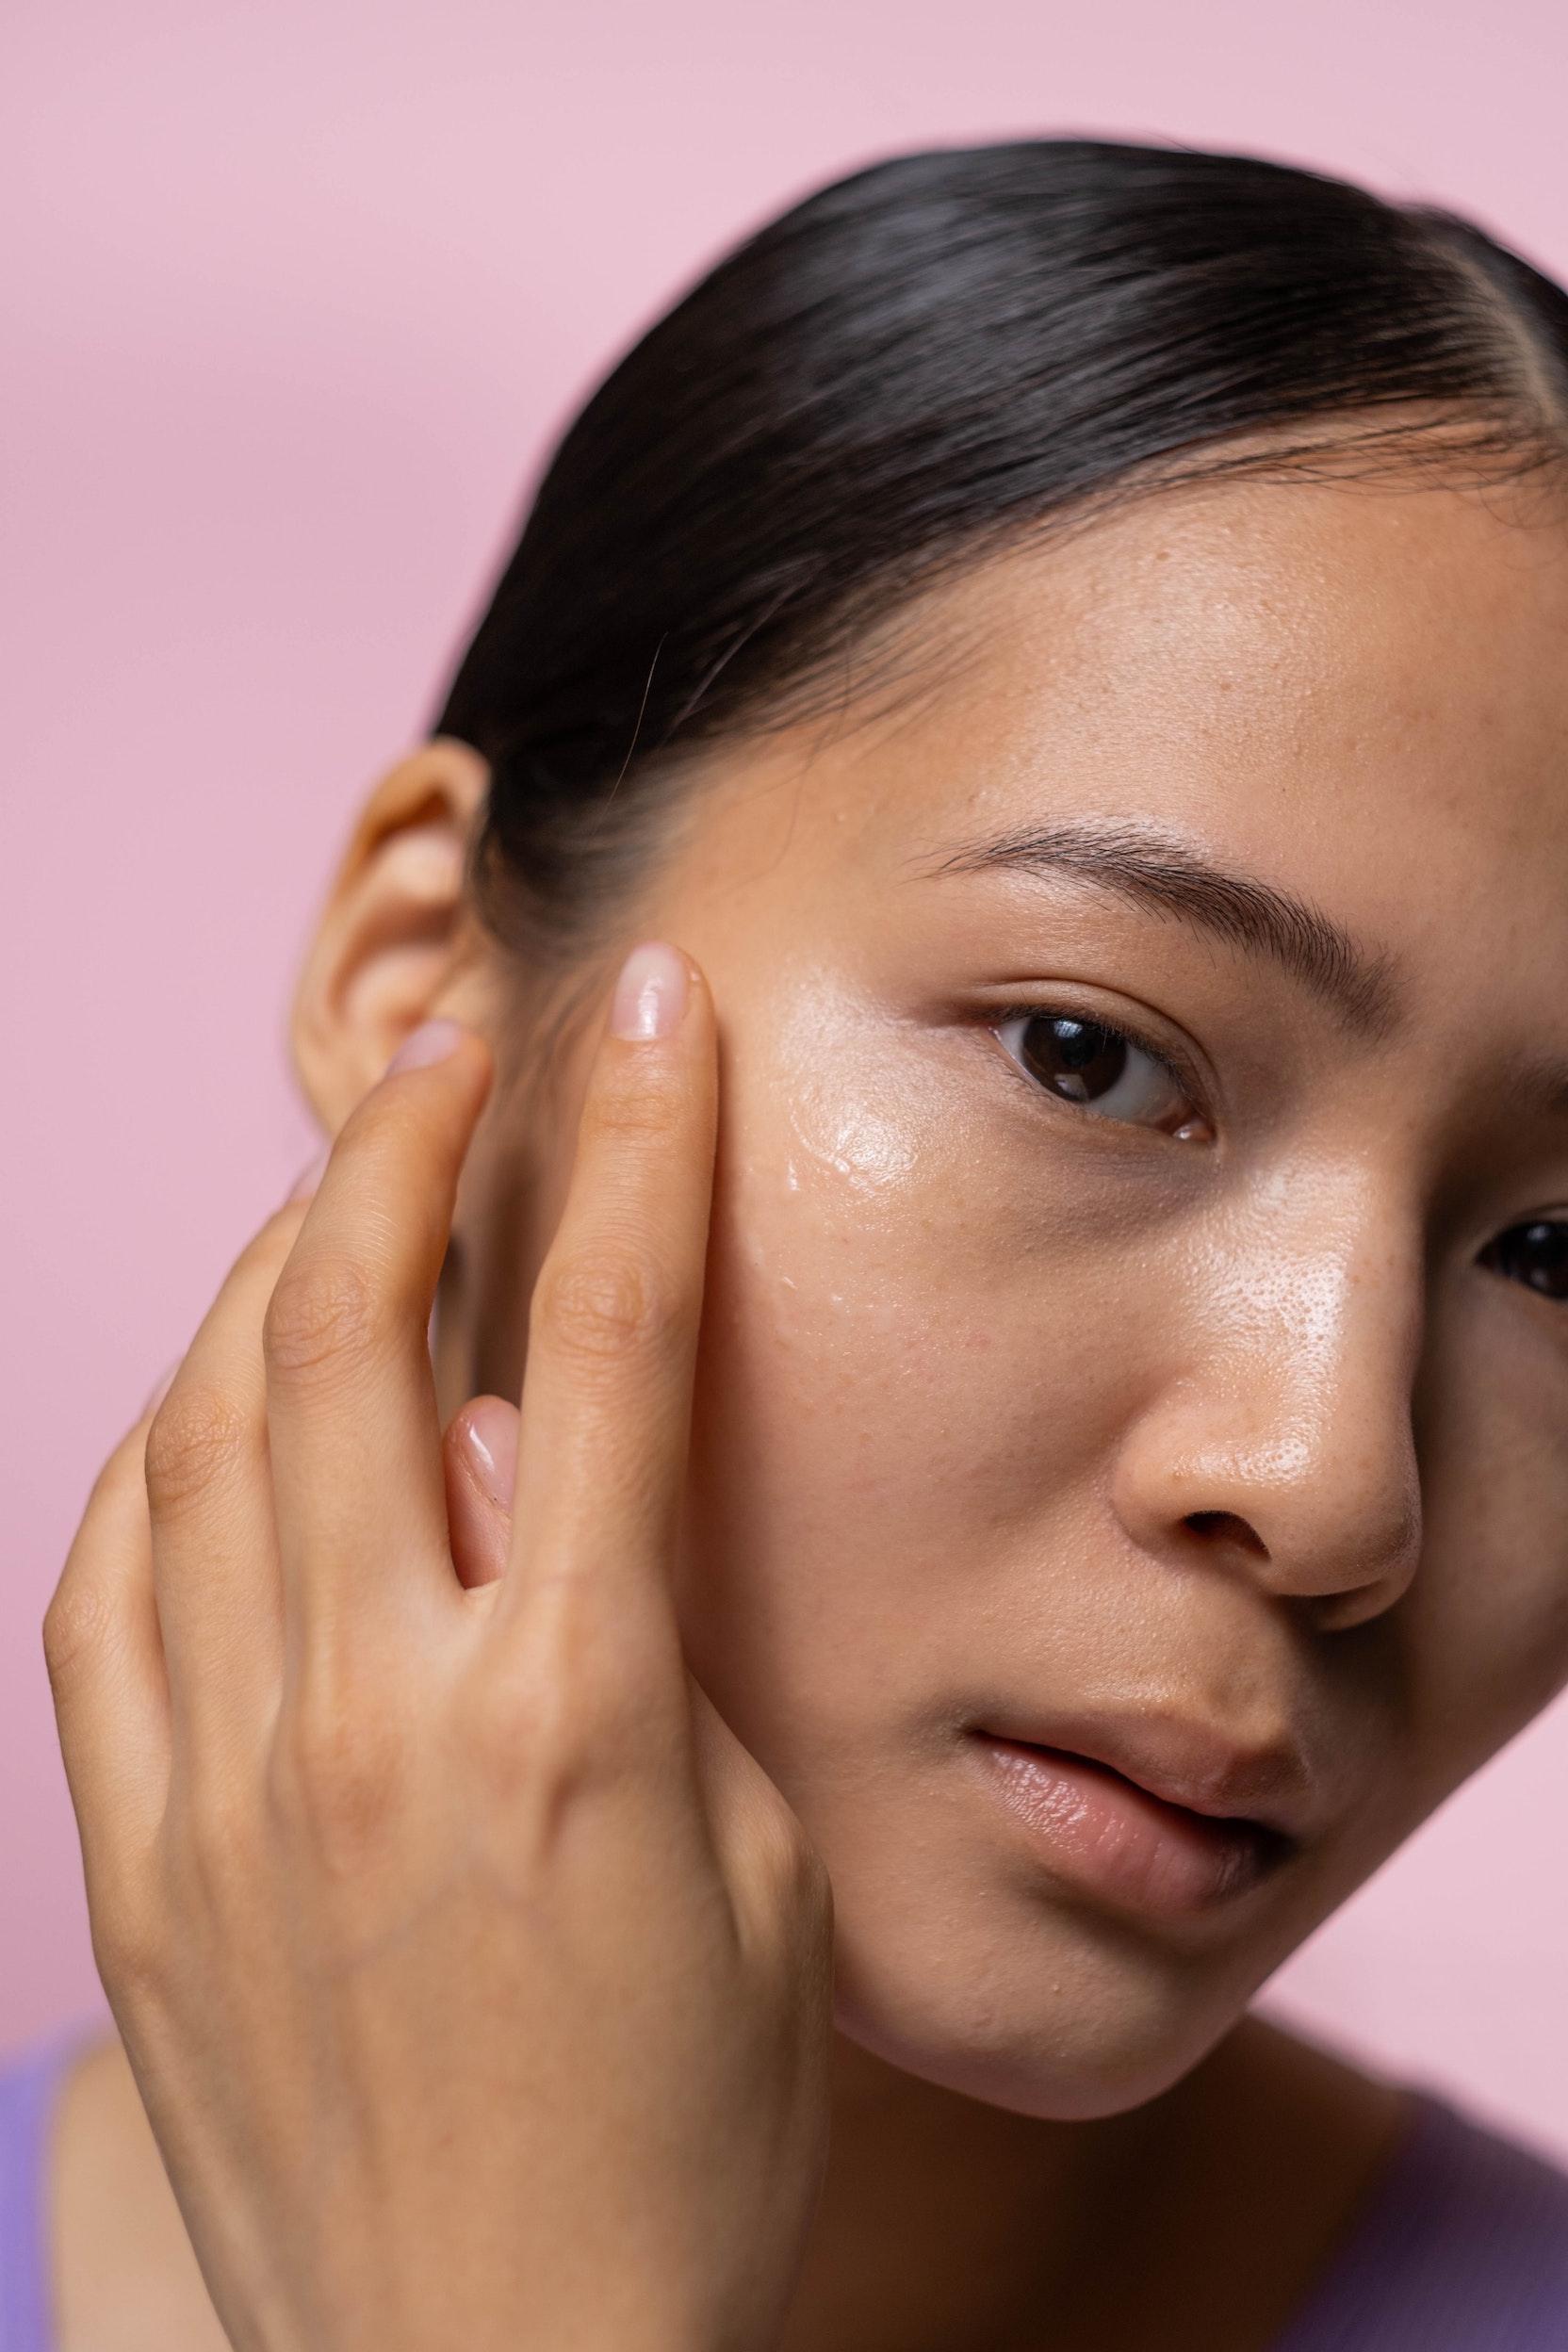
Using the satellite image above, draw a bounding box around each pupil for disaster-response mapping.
[1486,1220,1568,1300]
[1021,1017,1128,1103]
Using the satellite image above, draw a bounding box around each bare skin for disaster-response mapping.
[47,462,1568,2349]
[50,2020,1397,2352]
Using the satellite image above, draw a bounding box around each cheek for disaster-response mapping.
[1402,1313,1568,1791]
[678,1047,1157,1765]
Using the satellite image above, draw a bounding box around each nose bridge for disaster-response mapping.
[1129,1162,1425,1605]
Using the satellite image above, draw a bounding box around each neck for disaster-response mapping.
[778,2018,1404,2352]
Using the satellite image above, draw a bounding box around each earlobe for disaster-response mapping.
[290,738,493,1133]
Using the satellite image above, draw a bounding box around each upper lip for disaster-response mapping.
[972,1710,1321,1843]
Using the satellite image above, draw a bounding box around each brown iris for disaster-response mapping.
[1483,1221,1568,1300]
[1016,1017,1133,1104]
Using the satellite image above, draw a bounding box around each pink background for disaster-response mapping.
[7,0,1568,2150]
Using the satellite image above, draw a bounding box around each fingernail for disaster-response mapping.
[386,1018,466,1076]
[457,1396,518,1511]
[286,1148,330,1205]
[610,942,689,1041]
[142,1360,179,1417]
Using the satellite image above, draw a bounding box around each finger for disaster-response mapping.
[444,1396,517,1590]
[142,1203,308,1748]
[46,1411,172,1893]
[264,1020,492,1651]
[500,944,716,1690]
[688,1682,831,1952]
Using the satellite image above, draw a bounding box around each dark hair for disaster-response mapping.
[437,139,1568,952]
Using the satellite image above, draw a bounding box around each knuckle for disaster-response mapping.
[532,1244,679,1372]
[263,1254,385,1383]
[81,1846,171,2005]
[43,1574,112,1696]
[586,1060,687,1148]
[271,1686,407,1868]
[90,1897,165,2005]
[466,1636,648,1805]
[751,1801,832,1925]
[143,1386,253,1519]
[464,1659,550,1793]
[90,1430,150,1510]
[175,1768,257,1878]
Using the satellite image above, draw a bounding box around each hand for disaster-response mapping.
[46,947,834,2352]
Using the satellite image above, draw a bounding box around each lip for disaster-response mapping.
[969,1721,1306,1919]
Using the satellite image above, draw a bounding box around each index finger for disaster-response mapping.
[500,942,717,1669]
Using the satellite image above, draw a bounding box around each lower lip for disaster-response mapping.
[972,1736,1284,1919]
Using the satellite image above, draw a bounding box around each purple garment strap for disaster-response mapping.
[1273,2095,1568,2351]
[0,2037,80,2352]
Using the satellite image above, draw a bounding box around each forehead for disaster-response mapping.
[709,471,1568,960]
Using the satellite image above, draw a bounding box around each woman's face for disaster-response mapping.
[452,470,1568,2117]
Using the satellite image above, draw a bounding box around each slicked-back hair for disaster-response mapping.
[436,139,1568,951]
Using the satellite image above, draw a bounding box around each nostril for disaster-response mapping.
[1184,1509,1270,1559]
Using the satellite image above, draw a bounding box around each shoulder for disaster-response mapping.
[1276,2097,1568,2352]
[0,2034,226,2352]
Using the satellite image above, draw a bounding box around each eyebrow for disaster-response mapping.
[928,821,1398,1034]
[1513,1057,1568,1120]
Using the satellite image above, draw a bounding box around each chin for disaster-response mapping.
[826,1886,1279,2121]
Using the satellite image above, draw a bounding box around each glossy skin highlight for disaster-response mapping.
[445,471,1568,2117]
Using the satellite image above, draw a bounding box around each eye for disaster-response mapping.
[996,1012,1206,1136]
[1481,1219,1568,1300]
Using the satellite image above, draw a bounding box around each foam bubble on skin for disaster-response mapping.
[790,1097,919,1195]
[720,972,949,1355]
[773,970,924,1199]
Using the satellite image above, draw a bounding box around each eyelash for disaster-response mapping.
[990,1004,1210,1138]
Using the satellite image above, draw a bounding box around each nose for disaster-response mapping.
[1110,1180,1424,1630]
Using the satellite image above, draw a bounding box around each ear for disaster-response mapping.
[291,738,494,1133]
